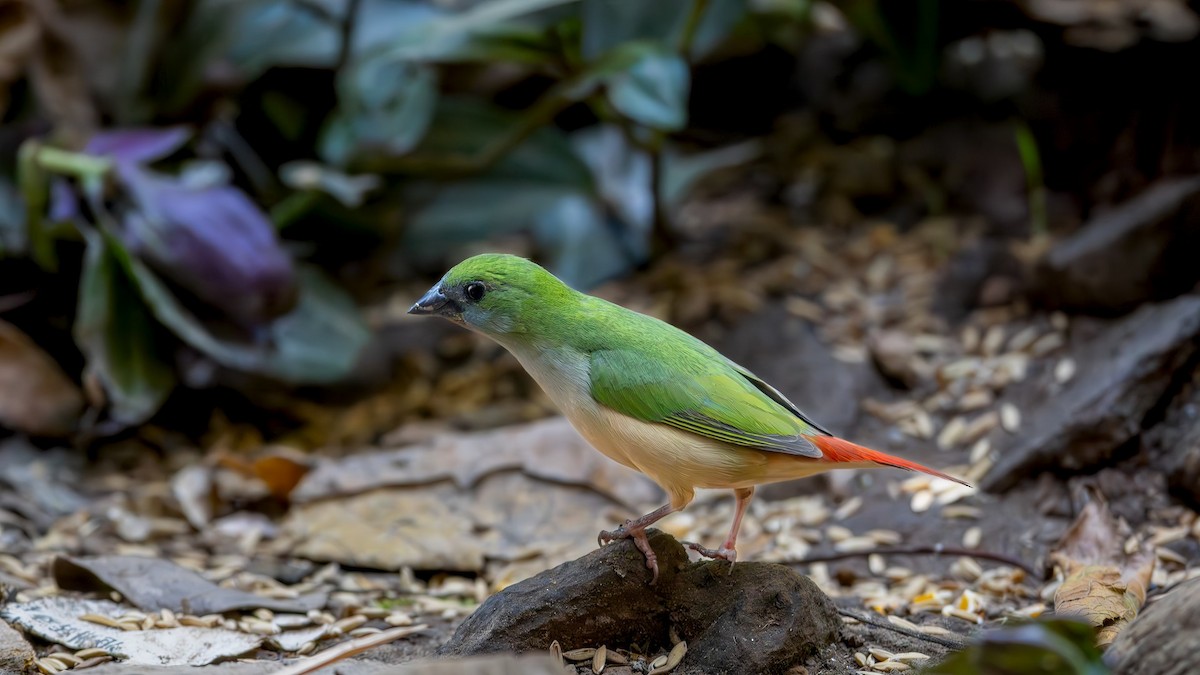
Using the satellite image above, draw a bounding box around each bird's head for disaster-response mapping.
[408,253,573,338]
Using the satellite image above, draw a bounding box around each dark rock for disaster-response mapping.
[1108,578,1200,675]
[439,530,841,675]
[1142,366,1200,508]
[438,530,688,657]
[671,562,841,675]
[983,295,1200,492]
[0,619,34,674]
[932,237,1026,322]
[1035,177,1200,315]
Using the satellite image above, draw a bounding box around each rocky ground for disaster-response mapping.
[1,183,1199,674]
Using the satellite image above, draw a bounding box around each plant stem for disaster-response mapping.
[677,0,711,58]
[336,0,364,73]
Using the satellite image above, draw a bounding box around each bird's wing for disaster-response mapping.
[589,348,824,458]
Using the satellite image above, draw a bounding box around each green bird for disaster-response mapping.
[410,254,968,582]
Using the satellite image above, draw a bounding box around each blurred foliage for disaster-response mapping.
[927,618,1111,675]
[0,0,799,431]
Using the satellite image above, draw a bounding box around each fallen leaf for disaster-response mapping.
[291,416,661,508]
[53,556,327,615]
[0,318,83,436]
[1049,494,1155,648]
[0,598,261,666]
[216,448,312,502]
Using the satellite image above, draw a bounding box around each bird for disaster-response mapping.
[409,253,969,582]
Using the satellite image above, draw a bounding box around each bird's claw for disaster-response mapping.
[597,521,659,584]
[685,542,738,574]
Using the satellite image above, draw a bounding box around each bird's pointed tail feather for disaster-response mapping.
[805,434,971,487]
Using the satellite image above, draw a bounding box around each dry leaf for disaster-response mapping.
[0,319,83,436]
[1049,495,1155,648]
[215,448,311,501]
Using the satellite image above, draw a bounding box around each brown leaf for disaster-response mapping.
[1049,495,1155,648]
[214,447,311,501]
[0,319,83,436]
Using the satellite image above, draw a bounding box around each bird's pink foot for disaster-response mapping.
[597,521,660,584]
[685,542,738,574]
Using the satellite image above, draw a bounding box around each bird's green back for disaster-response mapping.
[438,254,829,457]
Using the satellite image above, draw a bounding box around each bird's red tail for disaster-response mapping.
[806,434,971,487]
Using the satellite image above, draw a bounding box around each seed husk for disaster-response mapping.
[999,404,1020,433]
[562,648,596,662]
[47,653,81,666]
[962,527,982,549]
[648,641,687,674]
[910,490,934,513]
[79,613,122,628]
[1054,358,1076,384]
[592,645,607,674]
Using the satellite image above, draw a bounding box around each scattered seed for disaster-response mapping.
[937,417,966,449]
[962,526,982,549]
[36,658,67,674]
[73,649,109,660]
[951,556,984,581]
[942,505,981,519]
[868,554,886,576]
[563,648,597,662]
[330,615,368,635]
[1054,358,1076,384]
[385,611,413,627]
[1030,333,1064,356]
[981,326,1006,356]
[117,621,142,632]
[942,606,983,624]
[891,652,930,663]
[593,645,607,674]
[886,615,920,632]
[649,641,687,675]
[1013,603,1045,618]
[958,390,993,411]
[867,647,896,661]
[961,326,980,353]
[834,496,863,520]
[826,525,853,543]
[835,536,877,553]
[550,640,563,668]
[910,490,934,513]
[867,529,902,546]
[872,661,911,672]
[960,411,998,444]
[919,624,955,637]
[854,652,869,667]
[999,404,1020,433]
[47,653,81,667]
[79,614,122,629]
[297,641,317,655]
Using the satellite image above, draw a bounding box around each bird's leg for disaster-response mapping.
[598,503,678,583]
[687,487,754,574]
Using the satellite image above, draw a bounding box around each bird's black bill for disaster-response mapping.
[408,287,457,316]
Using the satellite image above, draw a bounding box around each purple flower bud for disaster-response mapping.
[119,166,298,325]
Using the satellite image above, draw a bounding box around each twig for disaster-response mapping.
[837,607,969,650]
[270,624,428,675]
[677,0,711,57]
[336,0,364,73]
[789,546,1042,580]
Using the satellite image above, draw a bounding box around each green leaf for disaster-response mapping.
[927,619,1111,675]
[109,243,368,384]
[74,231,176,425]
[380,0,583,62]
[580,0,746,60]
[0,182,26,257]
[605,47,690,131]
[320,61,438,166]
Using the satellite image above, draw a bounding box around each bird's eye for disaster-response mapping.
[464,281,486,302]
